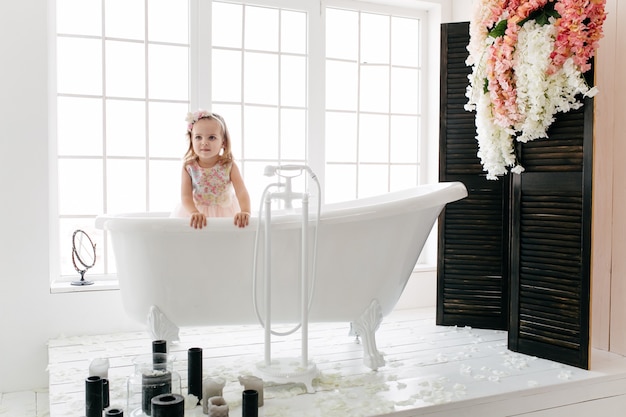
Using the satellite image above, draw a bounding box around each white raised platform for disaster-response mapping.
[46,307,626,417]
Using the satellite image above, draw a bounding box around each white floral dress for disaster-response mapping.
[172,159,240,218]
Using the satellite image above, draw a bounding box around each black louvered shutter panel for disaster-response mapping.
[438,21,591,367]
[437,22,508,330]
[509,98,593,369]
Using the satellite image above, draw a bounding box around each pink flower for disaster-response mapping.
[550,0,606,74]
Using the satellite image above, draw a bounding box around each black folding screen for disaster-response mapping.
[438,22,592,369]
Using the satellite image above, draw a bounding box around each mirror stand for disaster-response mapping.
[71,229,96,286]
[71,269,94,286]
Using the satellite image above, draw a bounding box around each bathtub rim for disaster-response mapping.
[96,181,467,232]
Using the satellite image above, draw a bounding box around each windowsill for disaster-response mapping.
[50,276,119,294]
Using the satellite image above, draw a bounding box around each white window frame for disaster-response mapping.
[324,1,430,203]
[49,0,441,290]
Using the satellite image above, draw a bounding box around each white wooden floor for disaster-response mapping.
[0,390,49,417]
[5,307,626,417]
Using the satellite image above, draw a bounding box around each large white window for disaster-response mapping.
[325,6,425,203]
[51,0,430,283]
[54,0,190,279]
[209,1,312,201]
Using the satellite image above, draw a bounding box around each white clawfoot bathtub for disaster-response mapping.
[96,182,467,370]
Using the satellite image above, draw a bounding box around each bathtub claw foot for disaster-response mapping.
[350,299,385,371]
[147,305,180,343]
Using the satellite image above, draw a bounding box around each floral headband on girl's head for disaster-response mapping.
[185,109,214,133]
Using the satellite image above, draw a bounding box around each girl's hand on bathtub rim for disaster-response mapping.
[234,212,250,228]
[190,212,207,229]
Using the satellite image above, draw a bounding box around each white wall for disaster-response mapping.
[0,1,142,393]
[451,0,473,21]
[0,0,469,393]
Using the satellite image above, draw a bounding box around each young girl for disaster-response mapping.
[174,109,251,229]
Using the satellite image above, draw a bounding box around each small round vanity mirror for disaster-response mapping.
[71,229,96,286]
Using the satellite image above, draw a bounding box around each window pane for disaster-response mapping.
[280,108,306,160]
[106,159,146,213]
[245,6,278,52]
[106,100,145,157]
[390,165,418,191]
[325,112,357,162]
[243,106,278,160]
[58,159,103,215]
[212,2,242,48]
[281,55,306,107]
[212,49,242,102]
[360,66,389,113]
[57,97,102,156]
[390,115,419,163]
[59,218,105,276]
[242,161,275,211]
[149,44,188,101]
[325,164,356,204]
[150,160,181,212]
[149,102,189,158]
[57,37,102,95]
[391,67,419,114]
[361,13,389,64]
[326,9,357,60]
[106,41,145,98]
[391,17,419,67]
[281,10,306,54]
[56,0,101,36]
[244,52,278,105]
[359,114,389,163]
[326,60,357,111]
[105,0,144,40]
[148,0,189,44]
[358,164,388,198]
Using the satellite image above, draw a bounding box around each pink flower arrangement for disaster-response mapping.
[550,0,607,73]
[465,0,607,179]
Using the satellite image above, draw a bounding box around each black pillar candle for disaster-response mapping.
[153,340,167,367]
[242,389,258,417]
[187,347,203,401]
[105,408,124,416]
[102,378,110,409]
[153,340,167,353]
[85,376,103,417]
[142,371,172,416]
[151,393,185,417]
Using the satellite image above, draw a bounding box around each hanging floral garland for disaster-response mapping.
[464,0,607,179]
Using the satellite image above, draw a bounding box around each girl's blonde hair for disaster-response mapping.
[183,111,234,165]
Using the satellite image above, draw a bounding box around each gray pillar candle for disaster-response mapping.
[238,375,264,407]
[202,377,225,414]
[207,396,229,417]
[151,393,185,417]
